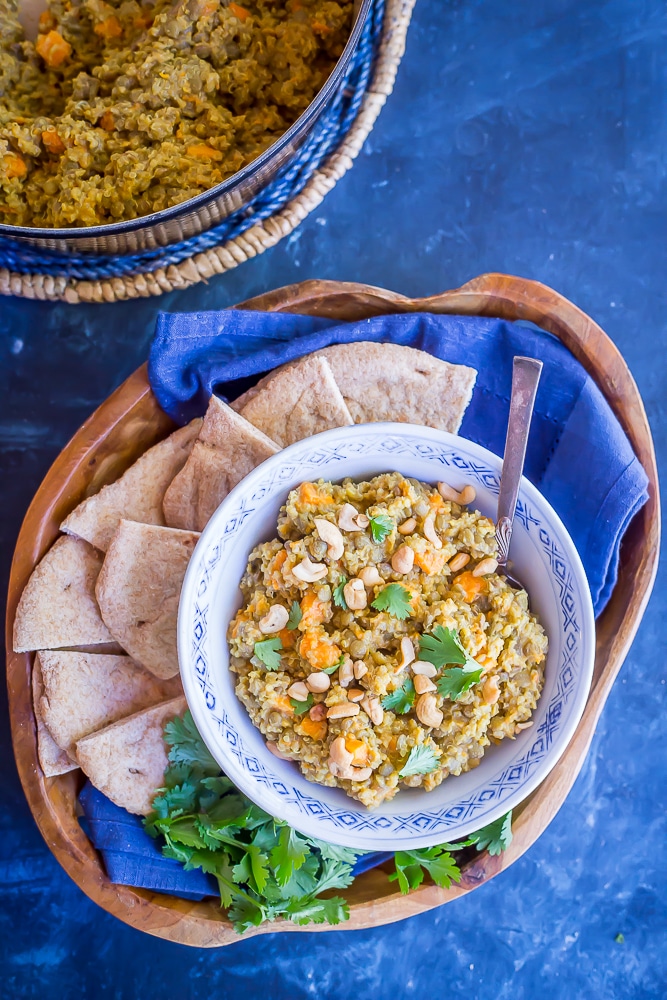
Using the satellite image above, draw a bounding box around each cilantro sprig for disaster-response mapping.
[146,713,514,931]
[398,744,440,778]
[333,577,348,610]
[145,711,361,934]
[290,693,314,716]
[419,626,483,701]
[369,513,394,543]
[371,583,412,620]
[382,677,415,714]
[286,602,302,630]
[253,637,283,670]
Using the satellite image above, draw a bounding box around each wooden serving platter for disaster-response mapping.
[5,273,660,947]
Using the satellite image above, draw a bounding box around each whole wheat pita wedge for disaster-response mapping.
[37,650,183,759]
[232,343,477,433]
[237,354,354,447]
[61,418,202,552]
[32,658,78,778]
[75,696,186,815]
[14,536,113,653]
[96,521,199,678]
[163,396,279,532]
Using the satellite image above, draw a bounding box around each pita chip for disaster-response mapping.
[96,521,199,678]
[75,696,187,814]
[316,343,477,432]
[61,419,202,552]
[163,396,279,532]
[32,658,78,778]
[14,536,113,653]
[238,355,354,447]
[37,650,183,759]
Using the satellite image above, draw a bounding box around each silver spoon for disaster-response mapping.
[496,356,543,589]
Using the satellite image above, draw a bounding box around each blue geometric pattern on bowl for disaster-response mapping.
[179,424,595,851]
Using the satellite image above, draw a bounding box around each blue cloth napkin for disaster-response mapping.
[148,309,649,614]
[78,782,392,899]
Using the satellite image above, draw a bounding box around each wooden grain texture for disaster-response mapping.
[5,274,660,947]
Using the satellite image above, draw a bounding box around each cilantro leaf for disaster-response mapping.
[290,693,314,715]
[228,896,266,933]
[284,896,350,926]
[436,665,483,700]
[269,825,309,886]
[164,712,219,772]
[369,513,394,543]
[371,583,413,620]
[322,654,345,675]
[466,811,513,856]
[333,577,348,610]
[418,625,468,670]
[398,744,440,778]
[312,857,357,895]
[287,601,302,630]
[389,846,462,895]
[382,677,415,714]
[254,637,283,670]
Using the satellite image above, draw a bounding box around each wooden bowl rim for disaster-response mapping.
[5,272,660,947]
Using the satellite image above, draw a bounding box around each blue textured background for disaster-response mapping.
[1,0,666,996]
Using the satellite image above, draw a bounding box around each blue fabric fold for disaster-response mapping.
[78,782,392,900]
[148,309,649,615]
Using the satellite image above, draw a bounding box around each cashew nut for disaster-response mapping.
[258,604,290,634]
[359,565,383,587]
[361,696,384,726]
[329,735,353,768]
[338,503,370,532]
[347,687,365,702]
[306,671,331,693]
[326,702,360,719]
[338,656,354,687]
[448,552,470,573]
[422,512,442,549]
[412,660,437,677]
[397,635,415,670]
[414,673,437,694]
[314,518,345,560]
[287,681,309,702]
[353,659,368,679]
[267,741,292,760]
[416,693,444,728]
[437,482,477,506]
[398,516,417,535]
[293,556,328,582]
[343,577,368,611]
[391,544,415,575]
[472,557,499,577]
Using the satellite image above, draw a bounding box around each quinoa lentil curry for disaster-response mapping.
[0,0,353,227]
[228,473,548,808]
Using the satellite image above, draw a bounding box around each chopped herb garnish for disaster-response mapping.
[333,577,348,610]
[382,677,415,714]
[290,693,314,716]
[465,811,513,856]
[322,654,346,675]
[371,583,412,620]
[286,601,302,630]
[436,666,483,701]
[369,513,394,543]
[398,744,440,778]
[418,625,468,670]
[253,637,283,670]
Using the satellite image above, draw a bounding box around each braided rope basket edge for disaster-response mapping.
[0,0,415,304]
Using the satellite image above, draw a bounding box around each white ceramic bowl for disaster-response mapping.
[178,423,595,851]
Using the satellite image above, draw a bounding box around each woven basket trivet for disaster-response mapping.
[0,0,415,304]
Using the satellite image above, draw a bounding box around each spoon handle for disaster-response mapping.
[496,356,543,567]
